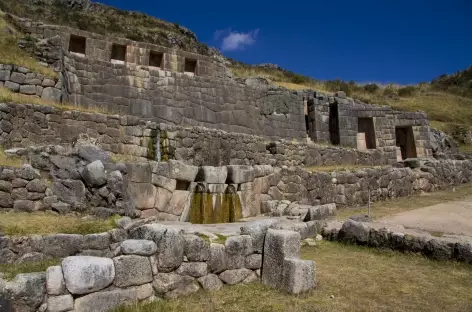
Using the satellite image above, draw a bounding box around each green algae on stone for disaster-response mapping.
[189,192,203,224]
[202,192,214,224]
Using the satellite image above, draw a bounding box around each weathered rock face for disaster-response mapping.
[81,160,107,187]
[113,255,153,287]
[62,256,115,295]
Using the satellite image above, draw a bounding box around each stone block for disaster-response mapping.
[226,165,255,183]
[81,233,111,250]
[198,273,223,291]
[282,258,316,294]
[208,243,227,273]
[47,294,73,312]
[154,187,173,211]
[128,183,157,210]
[73,284,153,312]
[113,255,153,287]
[303,203,337,221]
[46,266,66,295]
[245,254,262,269]
[262,229,300,290]
[176,262,208,278]
[4,81,19,92]
[162,190,189,216]
[183,234,210,261]
[10,72,26,84]
[127,163,152,183]
[62,256,115,295]
[81,160,107,187]
[41,87,61,102]
[120,239,158,256]
[151,175,176,192]
[196,166,228,183]
[0,69,10,81]
[241,219,278,253]
[338,219,370,244]
[219,268,252,285]
[168,160,198,182]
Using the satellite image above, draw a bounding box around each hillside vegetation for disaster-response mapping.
[0,0,211,56]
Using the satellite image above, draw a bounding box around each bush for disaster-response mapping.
[382,85,396,97]
[398,86,416,97]
[363,84,379,93]
[290,74,307,84]
[325,79,352,96]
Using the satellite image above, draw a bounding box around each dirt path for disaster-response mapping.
[379,196,472,236]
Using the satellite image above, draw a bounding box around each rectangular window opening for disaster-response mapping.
[357,117,376,150]
[68,35,86,55]
[111,44,126,63]
[184,58,197,74]
[149,51,163,68]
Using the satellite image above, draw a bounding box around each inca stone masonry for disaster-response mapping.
[7,14,433,165]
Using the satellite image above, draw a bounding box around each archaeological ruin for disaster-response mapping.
[0,8,471,312]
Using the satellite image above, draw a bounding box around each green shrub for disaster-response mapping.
[382,85,397,97]
[398,86,416,97]
[363,84,380,93]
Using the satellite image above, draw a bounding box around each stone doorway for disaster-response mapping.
[357,117,376,150]
[395,126,417,160]
[329,103,340,145]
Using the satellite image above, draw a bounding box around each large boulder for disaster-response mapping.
[47,294,73,312]
[81,160,107,187]
[62,256,115,295]
[282,258,316,294]
[176,262,208,278]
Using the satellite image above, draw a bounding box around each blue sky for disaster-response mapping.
[100,0,471,84]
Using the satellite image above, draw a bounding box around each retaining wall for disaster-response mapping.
[323,219,472,263]
[0,64,62,102]
[1,221,315,311]
[0,102,390,167]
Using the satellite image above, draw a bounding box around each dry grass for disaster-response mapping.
[0,87,114,115]
[385,92,472,126]
[0,11,57,78]
[0,211,119,236]
[0,258,59,280]
[274,81,332,94]
[305,164,387,173]
[0,146,26,167]
[112,241,472,312]
[459,145,472,153]
[336,183,472,220]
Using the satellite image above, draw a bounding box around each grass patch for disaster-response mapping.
[0,258,59,280]
[0,211,119,236]
[305,164,387,173]
[112,241,472,312]
[459,145,472,154]
[197,233,211,244]
[0,11,57,78]
[212,233,228,244]
[0,145,26,167]
[0,87,115,115]
[336,183,472,220]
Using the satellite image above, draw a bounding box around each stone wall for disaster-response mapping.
[1,221,315,311]
[266,159,472,206]
[0,64,62,102]
[324,219,472,263]
[0,102,390,167]
[307,91,433,163]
